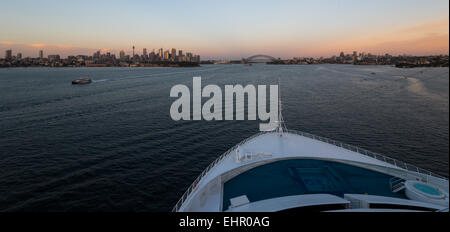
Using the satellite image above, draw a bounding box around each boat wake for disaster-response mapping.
[406,77,446,102]
[92,79,108,83]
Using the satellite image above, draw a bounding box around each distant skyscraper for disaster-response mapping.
[5,50,12,60]
[158,48,163,58]
[17,53,22,59]
[178,50,183,62]
[120,50,125,60]
[164,50,169,60]
[48,55,60,62]
[93,50,101,59]
[39,50,44,59]
[143,48,147,56]
[171,48,176,60]
[352,51,357,62]
[149,50,156,61]
[132,45,135,57]
[186,52,192,62]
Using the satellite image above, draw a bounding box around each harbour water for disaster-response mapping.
[0,64,448,211]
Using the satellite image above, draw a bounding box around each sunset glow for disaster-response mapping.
[1,0,448,59]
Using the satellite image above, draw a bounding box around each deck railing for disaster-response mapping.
[172,130,447,212]
[172,131,268,212]
[288,130,448,181]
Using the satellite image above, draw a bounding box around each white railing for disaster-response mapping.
[172,131,269,212]
[288,130,448,181]
[172,130,448,212]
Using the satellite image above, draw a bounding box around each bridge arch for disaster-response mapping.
[245,54,277,63]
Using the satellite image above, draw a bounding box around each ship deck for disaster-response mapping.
[222,159,407,211]
[176,131,448,212]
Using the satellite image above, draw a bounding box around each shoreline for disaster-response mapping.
[1,63,449,69]
[0,63,201,69]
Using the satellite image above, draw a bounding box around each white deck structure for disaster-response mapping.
[173,130,449,212]
[174,87,448,212]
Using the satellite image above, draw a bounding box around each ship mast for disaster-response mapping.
[277,79,287,136]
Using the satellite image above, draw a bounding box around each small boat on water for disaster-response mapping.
[72,77,92,85]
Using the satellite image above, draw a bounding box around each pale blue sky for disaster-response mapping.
[1,0,449,58]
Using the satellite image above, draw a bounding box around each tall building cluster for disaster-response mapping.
[116,47,200,63]
[1,46,201,67]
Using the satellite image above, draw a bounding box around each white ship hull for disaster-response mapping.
[174,130,449,212]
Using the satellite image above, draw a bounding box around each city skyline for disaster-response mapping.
[3,45,448,69]
[2,46,448,61]
[1,0,449,59]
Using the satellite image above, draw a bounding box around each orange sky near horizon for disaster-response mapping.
[1,3,448,59]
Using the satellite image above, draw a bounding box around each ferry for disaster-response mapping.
[173,92,449,212]
[72,77,92,85]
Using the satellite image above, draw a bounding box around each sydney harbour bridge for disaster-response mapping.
[242,54,278,63]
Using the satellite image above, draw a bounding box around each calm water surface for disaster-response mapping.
[0,64,448,211]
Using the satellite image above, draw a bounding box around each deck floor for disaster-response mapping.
[223,159,407,211]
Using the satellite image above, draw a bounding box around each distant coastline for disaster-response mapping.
[0,62,200,68]
[263,62,449,68]
[1,62,449,69]
[2,50,449,69]
[1,47,200,68]
[201,53,449,69]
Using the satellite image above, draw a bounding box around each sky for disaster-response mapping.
[0,0,449,59]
